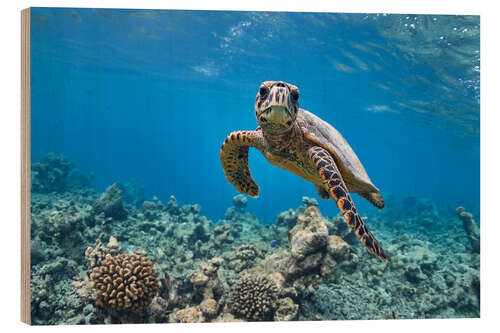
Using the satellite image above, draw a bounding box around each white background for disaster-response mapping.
[0,0,498,332]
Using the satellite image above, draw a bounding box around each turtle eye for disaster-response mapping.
[259,86,269,96]
[290,89,299,102]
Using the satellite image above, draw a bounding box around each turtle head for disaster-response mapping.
[255,81,299,134]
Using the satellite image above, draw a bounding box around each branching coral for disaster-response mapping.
[229,274,278,321]
[91,253,158,311]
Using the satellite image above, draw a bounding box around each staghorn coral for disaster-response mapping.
[91,253,158,311]
[229,274,278,321]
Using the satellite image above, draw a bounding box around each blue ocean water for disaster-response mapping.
[30,8,480,223]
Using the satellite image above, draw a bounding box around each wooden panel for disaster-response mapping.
[21,7,31,325]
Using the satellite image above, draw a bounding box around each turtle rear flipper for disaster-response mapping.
[316,185,330,199]
[308,146,387,262]
[220,130,264,198]
[359,192,385,209]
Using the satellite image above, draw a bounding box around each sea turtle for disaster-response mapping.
[220,81,387,261]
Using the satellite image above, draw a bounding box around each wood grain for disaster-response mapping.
[21,7,31,325]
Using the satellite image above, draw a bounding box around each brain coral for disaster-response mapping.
[229,275,278,321]
[91,253,158,311]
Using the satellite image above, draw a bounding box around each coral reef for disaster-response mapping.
[67,169,94,189]
[189,257,225,303]
[30,257,83,324]
[274,297,299,321]
[308,233,480,320]
[91,253,159,311]
[289,206,329,260]
[168,257,226,322]
[233,194,248,210]
[93,183,128,220]
[173,307,205,323]
[31,152,73,193]
[142,201,160,221]
[301,196,319,207]
[85,237,121,269]
[229,244,264,272]
[456,206,480,253]
[28,157,480,324]
[118,181,145,209]
[276,209,298,228]
[229,275,278,321]
[261,206,353,285]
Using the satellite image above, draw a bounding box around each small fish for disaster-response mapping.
[270,240,278,248]
[125,204,133,210]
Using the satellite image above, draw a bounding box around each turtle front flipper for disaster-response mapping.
[308,146,387,262]
[220,130,264,198]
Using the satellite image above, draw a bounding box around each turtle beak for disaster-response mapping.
[260,106,293,127]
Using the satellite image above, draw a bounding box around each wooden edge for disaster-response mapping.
[21,7,31,325]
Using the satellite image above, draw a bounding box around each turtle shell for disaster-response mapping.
[298,109,379,194]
